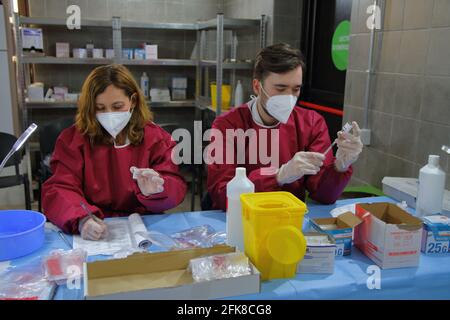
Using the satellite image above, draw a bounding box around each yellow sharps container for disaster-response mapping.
[240,192,307,281]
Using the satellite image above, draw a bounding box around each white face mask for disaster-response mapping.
[259,83,298,124]
[96,108,133,139]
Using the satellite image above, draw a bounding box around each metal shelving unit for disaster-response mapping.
[13,13,267,127]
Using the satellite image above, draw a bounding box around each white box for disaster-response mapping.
[382,177,450,215]
[122,49,134,60]
[27,83,44,102]
[21,28,43,52]
[64,93,79,102]
[297,233,336,274]
[73,48,87,59]
[355,203,423,269]
[134,49,146,60]
[105,49,115,59]
[83,246,260,300]
[421,215,450,255]
[93,48,104,59]
[145,45,158,60]
[172,77,188,89]
[56,42,70,58]
[172,89,186,100]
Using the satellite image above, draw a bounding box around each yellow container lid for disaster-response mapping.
[266,226,306,265]
[240,192,307,217]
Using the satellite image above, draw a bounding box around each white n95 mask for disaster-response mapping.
[260,84,297,124]
[96,108,133,139]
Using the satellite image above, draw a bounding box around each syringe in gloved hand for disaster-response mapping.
[322,122,353,156]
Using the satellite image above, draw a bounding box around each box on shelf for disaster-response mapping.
[172,77,188,89]
[172,89,187,101]
[150,88,171,102]
[83,246,260,300]
[145,45,158,60]
[421,215,450,255]
[354,203,423,269]
[86,43,94,58]
[73,48,87,59]
[134,49,146,60]
[93,49,104,59]
[297,232,336,274]
[122,49,134,60]
[106,49,115,59]
[56,42,70,58]
[64,93,79,102]
[310,212,362,256]
[27,83,44,102]
[21,28,44,53]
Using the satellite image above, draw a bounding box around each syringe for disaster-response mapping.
[323,122,353,156]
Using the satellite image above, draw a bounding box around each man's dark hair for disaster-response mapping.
[253,43,306,81]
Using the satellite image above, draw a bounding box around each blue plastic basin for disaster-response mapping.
[0,210,46,261]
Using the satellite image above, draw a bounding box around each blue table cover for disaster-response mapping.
[5,196,450,300]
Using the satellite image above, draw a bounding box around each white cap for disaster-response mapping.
[235,167,247,178]
[428,155,440,167]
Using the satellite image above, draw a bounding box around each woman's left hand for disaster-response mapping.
[130,167,165,196]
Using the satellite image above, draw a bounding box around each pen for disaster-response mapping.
[80,201,103,223]
[58,230,72,249]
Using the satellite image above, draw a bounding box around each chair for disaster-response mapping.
[0,132,32,210]
[38,118,74,212]
[159,123,202,212]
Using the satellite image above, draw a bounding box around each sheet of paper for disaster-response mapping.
[73,219,133,256]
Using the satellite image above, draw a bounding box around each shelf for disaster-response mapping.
[121,21,197,30]
[18,16,113,27]
[197,18,261,30]
[21,56,114,65]
[200,60,253,70]
[120,59,197,66]
[19,16,260,31]
[25,100,196,109]
[21,56,197,66]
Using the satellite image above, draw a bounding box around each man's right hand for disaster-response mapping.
[276,151,325,185]
[79,217,108,241]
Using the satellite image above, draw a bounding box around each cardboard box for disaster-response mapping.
[421,215,450,255]
[145,45,158,60]
[84,246,260,300]
[56,42,70,58]
[310,212,362,256]
[122,49,134,60]
[73,48,87,59]
[172,88,187,100]
[134,49,146,60]
[172,77,188,89]
[297,232,336,274]
[106,49,115,59]
[21,28,44,52]
[93,48,104,59]
[354,203,423,269]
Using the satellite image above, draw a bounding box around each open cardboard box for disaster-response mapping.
[310,212,362,256]
[354,203,423,269]
[297,232,336,274]
[83,245,261,300]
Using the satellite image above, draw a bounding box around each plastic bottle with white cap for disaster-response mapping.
[226,167,254,251]
[416,155,446,217]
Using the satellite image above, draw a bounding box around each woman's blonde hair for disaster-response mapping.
[75,64,152,145]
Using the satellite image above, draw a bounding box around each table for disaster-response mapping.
[4,196,450,300]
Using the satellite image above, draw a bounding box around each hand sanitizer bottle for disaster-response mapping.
[226,167,254,251]
[140,72,149,98]
[416,155,446,217]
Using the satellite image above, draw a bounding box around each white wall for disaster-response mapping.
[0,4,14,135]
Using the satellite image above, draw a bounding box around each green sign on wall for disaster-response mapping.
[331,20,350,71]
